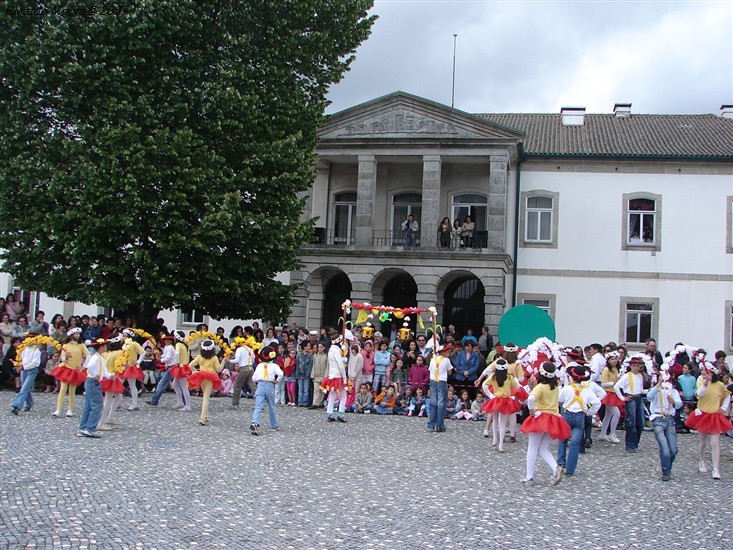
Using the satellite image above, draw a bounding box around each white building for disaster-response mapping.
[3,92,732,353]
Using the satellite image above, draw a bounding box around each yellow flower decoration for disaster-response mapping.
[15,336,61,367]
[233,335,262,354]
[128,328,157,347]
[184,331,232,356]
[113,338,135,373]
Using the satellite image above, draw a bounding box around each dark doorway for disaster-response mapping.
[381,273,418,334]
[443,276,485,338]
[322,272,352,330]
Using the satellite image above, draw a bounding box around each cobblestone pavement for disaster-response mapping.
[1,391,732,549]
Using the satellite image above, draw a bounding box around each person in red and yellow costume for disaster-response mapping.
[188,339,223,426]
[170,330,192,412]
[686,362,733,480]
[120,329,146,411]
[51,327,88,418]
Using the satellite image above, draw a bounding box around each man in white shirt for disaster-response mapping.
[250,346,284,435]
[647,372,682,480]
[614,356,647,453]
[11,336,42,415]
[427,344,454,432]
[230,342,257,408]
[556,365,602,477]
[588,343,606,383]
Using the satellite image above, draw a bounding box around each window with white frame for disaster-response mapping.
[623,193,661,251]
[452,193,488,232]
[726,196,732,254]
[620,297,659,346]
[517,293,556,321]
[391,193,422,244]
[333,192,356,245]
[520,190,558,248]
[181,309,205,325]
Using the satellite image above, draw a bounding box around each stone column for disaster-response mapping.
[309,160,330,225]
[420,155,441,248]
[355,155,377,247]
[488,155,508,251]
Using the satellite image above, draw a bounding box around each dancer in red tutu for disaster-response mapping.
[188,339,222,426]
[120,329,146,411]
[520,362,570,485]
[598,351,624,444]
[685,363,732,479]
[52,327,88,418]
[98,333,124,431]
[481,358,521,452]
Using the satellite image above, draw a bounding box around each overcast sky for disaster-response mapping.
[326,0,733,116]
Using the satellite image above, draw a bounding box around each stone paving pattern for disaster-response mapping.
[1,392,732,549]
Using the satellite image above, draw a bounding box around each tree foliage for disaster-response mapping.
[0,0,375,325]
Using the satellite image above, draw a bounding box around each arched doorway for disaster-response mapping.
[322,272,352,330]
[443,276,485,338]
[381,272,418,335]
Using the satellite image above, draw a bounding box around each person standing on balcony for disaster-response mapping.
[451,219,463,248]
[462,215,475,248]
[438,217,451,248]
[402,214,419,250]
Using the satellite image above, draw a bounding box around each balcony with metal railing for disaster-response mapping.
[307,228,489,250]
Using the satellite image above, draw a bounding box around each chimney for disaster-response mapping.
[721,105,733,119]
[613,103,632,118]
[561,107,585,126]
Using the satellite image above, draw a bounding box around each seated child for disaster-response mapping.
[471,392,488,421]
[44,351,61,393]
[445,386,458,417]
[349,383,374,414]
[395,385,413,415]
[374,385,397,415]
[412,386,427,417]
[452,389,473,420]
[214,368,233,397]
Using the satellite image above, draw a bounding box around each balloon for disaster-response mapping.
[498,305,556,348]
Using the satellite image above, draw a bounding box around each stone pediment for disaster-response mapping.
[319,91,524,141]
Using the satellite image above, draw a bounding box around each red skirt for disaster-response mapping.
[100,376,125,394]
[482,396,522,415]
[51,365,86,386]
[170,364,191,379]
[685,410,733,435]
[521,412,572,440]
[122,364,144,381]
[321,377,347,392]
[188,370,222,391]
[602,391,624,408]
[511,386,529,402]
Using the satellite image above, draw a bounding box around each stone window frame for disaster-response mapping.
[519,190,559,249]
[622,192,662,252]
[726,196,733,254]
[619,296,659,349]
[517,292,556,322]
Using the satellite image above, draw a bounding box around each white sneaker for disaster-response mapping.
[127,405,140,411]
[521,477,534,485]
[609,435,621,444]
[597,435,609,442]
[52,411,61,417]
[482,429,489,438]
[65,411,74,417]
[712,469,721,480]
[699,461,708,473]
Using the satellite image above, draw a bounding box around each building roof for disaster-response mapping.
[476,113,733,159]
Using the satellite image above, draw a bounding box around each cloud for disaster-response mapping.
[327,0,733,115]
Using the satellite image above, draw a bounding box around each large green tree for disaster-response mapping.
[0,0,375,327]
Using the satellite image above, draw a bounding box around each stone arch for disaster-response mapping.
[437,270,486,338]
[305,266,352,331]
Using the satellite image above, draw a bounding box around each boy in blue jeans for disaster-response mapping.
[78,339,108,438]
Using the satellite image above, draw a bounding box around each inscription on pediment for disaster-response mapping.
[343,112,459,136]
